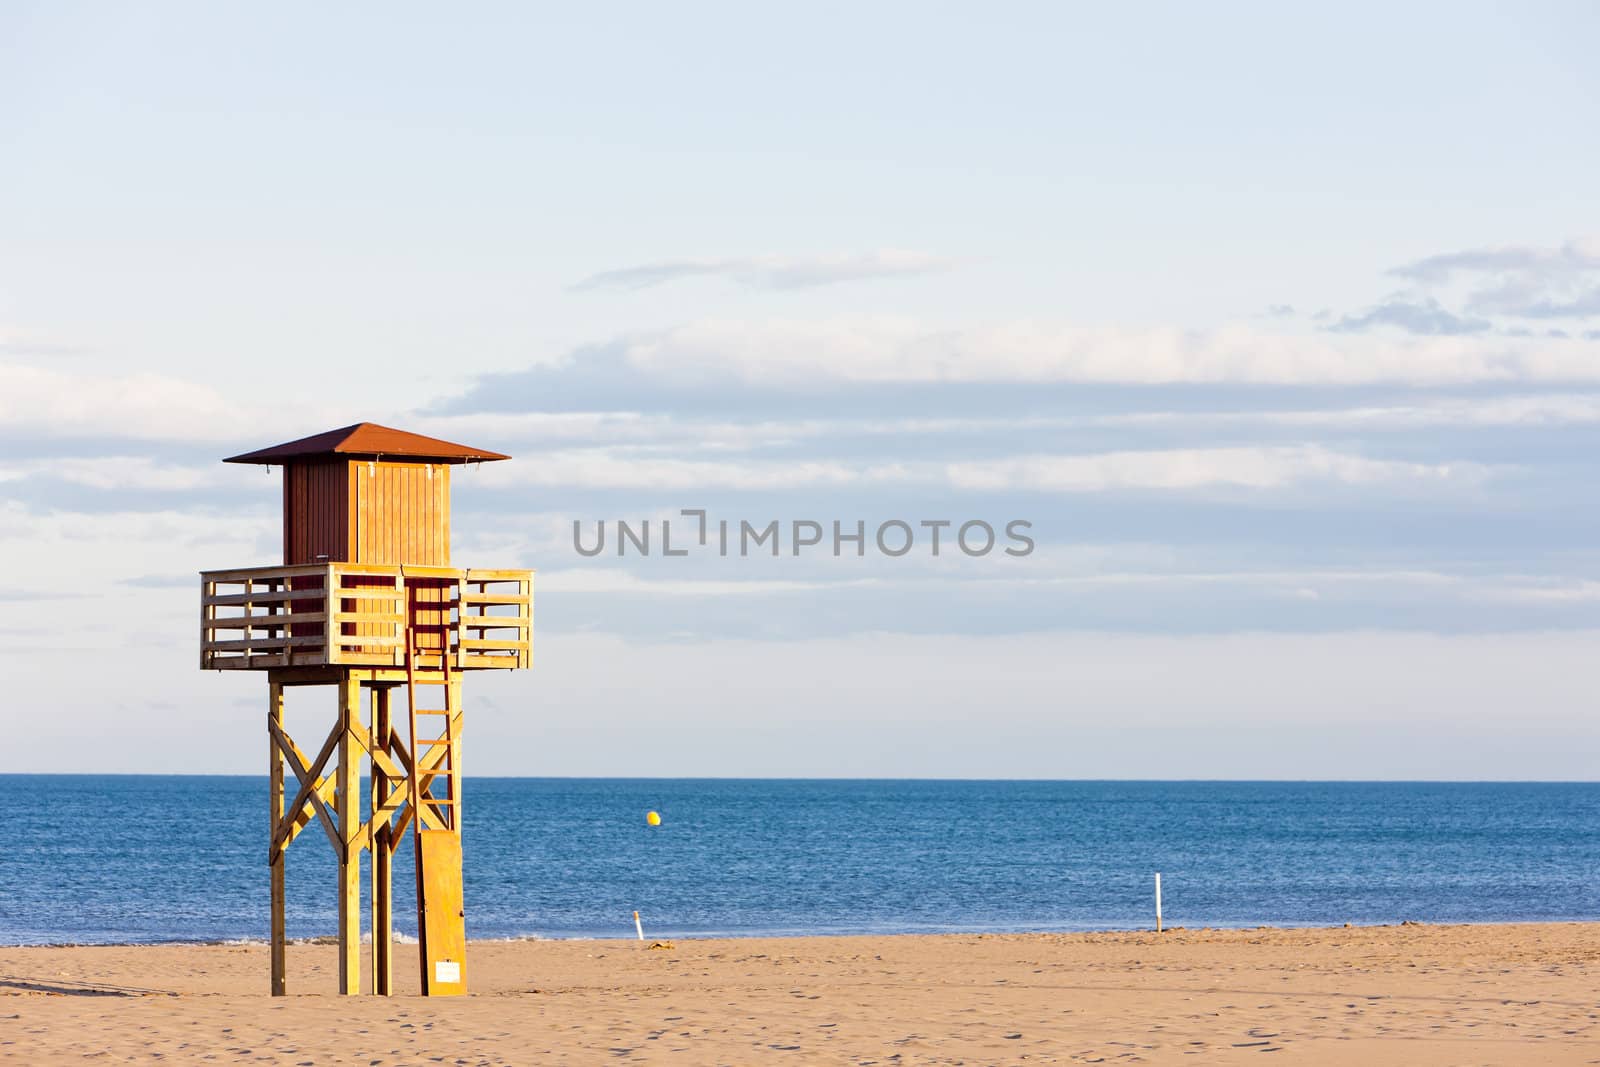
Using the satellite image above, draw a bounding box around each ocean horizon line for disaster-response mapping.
[4,772,1598,785]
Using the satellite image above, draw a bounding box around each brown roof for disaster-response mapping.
[224,422,511,465]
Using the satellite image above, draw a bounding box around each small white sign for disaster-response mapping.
[435,960,461,985]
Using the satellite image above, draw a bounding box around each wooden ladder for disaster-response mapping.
[405,614,467,995]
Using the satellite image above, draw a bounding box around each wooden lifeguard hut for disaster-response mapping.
[199,423,533,997]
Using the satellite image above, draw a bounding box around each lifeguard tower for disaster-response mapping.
[199,423,533,997]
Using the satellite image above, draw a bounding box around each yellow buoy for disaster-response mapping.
[645,810,661,827]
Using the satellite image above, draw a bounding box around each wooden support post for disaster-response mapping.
[336,673,361,995]
[371,684,394,996]
[268,681,287,996]
[448,672,463,825]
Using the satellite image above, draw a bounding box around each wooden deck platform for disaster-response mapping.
[200,562,532,672]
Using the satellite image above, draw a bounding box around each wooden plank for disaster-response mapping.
[416,830,466,996]
[200,579,213,671]
[210,652,332,670]
[372,685,394,996]
[440,464,451,565]
[209,612,328,629]
[398,564,461,579]
[280,775,339,852]
[448,673,462,824]
[332,612,406,625]
[281,462,291,564]
[268,665,401,686]
[460,655,527,670]
[366,771,446,832]
[369,778,420,828]
[333,569,406,587]
[336,674,361,996]
[241,576,253,659]
[333,572,406,587]
[334,651,411,667]
[331,563,405,579]
[270,719,341,857]
[405,463,416,565]
[385,759,451,831]
[268,682,286,997]
[346,716,409,783]
[202,564,329,582]
[205,588,327,607]
[348,459,362,568]
[204,636,324,653]
[332,635,405,649]
[331,590,404,604]
[273,730,341,858]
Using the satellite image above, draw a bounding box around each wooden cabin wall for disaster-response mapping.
[350,460,452,655]
[282,460,351,564]
[351,460,451,565]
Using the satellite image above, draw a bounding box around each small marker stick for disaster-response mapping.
[634,910,644,941]
[1155,872,1163,933]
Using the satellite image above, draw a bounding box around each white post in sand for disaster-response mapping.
[634,910,645,941]
[1155,872,1163,933]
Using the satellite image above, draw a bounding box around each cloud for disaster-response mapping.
[0,456,234,491]
[424,394,1600,454]
[1390,238,1600,284]
[476,450,908,491]
[431,316,1600,426]
[1475,579,1600,603]
[1385,237,1600,323]
[1244,393,1600,430]
[0,362,347,444]
[945,445,1489,493]
[1331,297,1491,336]
[1501,289,1600,320]
[537,569,882,596]
[14,316,1599,466]
[468,444,1490,493]
[0,501,276,583]
[572,249,954,291]
[587,317,1600,387]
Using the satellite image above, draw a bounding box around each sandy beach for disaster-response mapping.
[3,922,1597,1064]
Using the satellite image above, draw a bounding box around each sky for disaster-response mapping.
[3,2,1599,778]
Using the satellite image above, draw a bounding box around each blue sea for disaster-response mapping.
[2,777,1596,946]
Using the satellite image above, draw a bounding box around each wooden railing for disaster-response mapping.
[200,563,532,671]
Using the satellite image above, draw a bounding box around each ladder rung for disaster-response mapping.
[415,737,451,745]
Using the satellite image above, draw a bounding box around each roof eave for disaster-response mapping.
[223,449,510,465]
